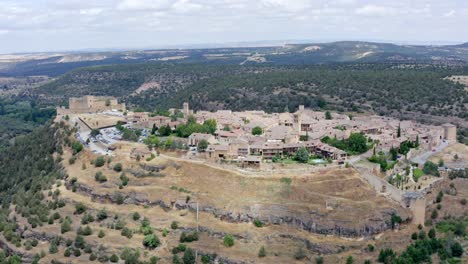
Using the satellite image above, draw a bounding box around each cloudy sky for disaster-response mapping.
[0,0,467,53]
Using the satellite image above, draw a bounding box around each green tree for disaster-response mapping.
[90,129,100,137]
[325,111,332,120]
[438,159,444,167]
[183,248,196,264]
[346,256,354,264]
[451,242,463,257]
[159,125,172,137]
[295,147,309,163]
[71,141,83,154]
[347,133,368,153]
[378,248,396,263]
[203,119,217,134]
[197,139,209,152]
[390,147,398,161]
[61,218,72,233]
[252,126,263,135]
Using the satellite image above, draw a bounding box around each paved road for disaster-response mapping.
[411,141,449,165]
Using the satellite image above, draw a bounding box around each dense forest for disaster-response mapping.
[0,98,56,150]
[0,123,62,261]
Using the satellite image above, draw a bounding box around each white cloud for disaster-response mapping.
[260,0,313,12]
[443,9,456,17]
[355,5,396,16]
[117,0,172,11]
[80,8,103,16]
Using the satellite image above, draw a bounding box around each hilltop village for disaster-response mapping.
[57,95,456,168]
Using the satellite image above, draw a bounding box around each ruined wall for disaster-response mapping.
[355,166,404,204]
[409,198,426,226]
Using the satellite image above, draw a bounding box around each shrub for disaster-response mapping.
[294,247,306,260]
[96,208,108,221]
[173,255,182,264]
[428,228,436,239]
[223,234,235,247]
[74,235,86,249]
[73,248,81,257]
[49,243,58,254]
[84,245,93,254]
[451,242,463,257]
[61,219,72,234]
[315,256,324,264]
[179,232,199,243]
[81,213,95,225]
[411,232,418,240]
[113,163,123,172]
[64,248,71,257]
[346,256,354,264]
[98,230,105,238]
[461,198,467,205]
[77,225,93,236]
[121,227,133,239]
[95,156,106,167]
[436,191,444,203]
[89,253,97,261]
[183,248,196,264]
[367,244,375,252]
[431,209,438,219]
[74,203,86,214]
[418,230,426,240]
[143,234,160,249]
[114,193,124,204]
[253,219,264,227]
[120,173,129,186]
[258,246,266,257]
[110,254,119,263]
[171,221,179,230]
[132,212,141,221]
[172,244,187,254]
[94,171,107,183]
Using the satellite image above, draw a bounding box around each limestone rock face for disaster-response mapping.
[66,180,410,238]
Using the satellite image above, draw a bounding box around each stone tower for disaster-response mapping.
[183,102,189,116]
[442,123,456,142]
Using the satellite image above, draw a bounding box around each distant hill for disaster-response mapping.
[1,41,468,77]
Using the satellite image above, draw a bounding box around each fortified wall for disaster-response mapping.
[355,164,426,226]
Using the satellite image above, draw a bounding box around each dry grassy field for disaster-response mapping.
[429,143,468,168]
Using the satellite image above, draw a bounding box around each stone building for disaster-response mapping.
[442,123,457,142]
[57,95,126,114]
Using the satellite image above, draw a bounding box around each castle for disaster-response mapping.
[57,96,126,114]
